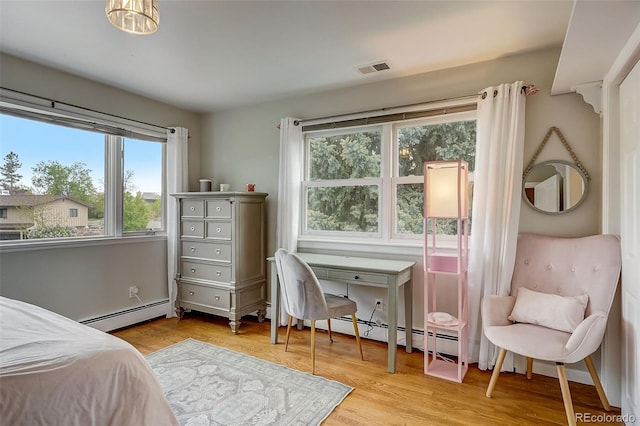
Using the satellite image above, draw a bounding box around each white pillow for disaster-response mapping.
[507,287,588,333]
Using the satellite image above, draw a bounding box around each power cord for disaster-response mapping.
[363,300,378,337]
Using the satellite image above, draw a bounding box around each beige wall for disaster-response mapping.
[0,53,203,320]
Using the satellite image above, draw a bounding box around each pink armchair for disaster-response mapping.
[482,233,621,426]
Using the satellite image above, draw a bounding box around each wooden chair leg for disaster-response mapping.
[584,355,611,411]
[327,318,333,342]
[285,315,293,352]
[557,363,577,426]
[486,348,507,398]
[351,314,364,360]
[311,320,316,375]
[526,357,533,380]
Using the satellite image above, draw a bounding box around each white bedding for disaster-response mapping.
[0,296,179,426]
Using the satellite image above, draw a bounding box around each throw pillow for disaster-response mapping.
[507,287,588,333]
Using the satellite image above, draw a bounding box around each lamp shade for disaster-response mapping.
[424,160,468,218]
[106,0,159,35]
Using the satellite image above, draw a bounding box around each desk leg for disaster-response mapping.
[270,263,279,344]
[387,283,398,373]
[404,277,413,353]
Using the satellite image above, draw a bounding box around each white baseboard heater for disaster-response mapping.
[80,299,169,332]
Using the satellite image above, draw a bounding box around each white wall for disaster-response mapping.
[0,53,203,322]
[203,46,600,307]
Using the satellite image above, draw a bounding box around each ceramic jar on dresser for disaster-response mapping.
[171,191,268,333]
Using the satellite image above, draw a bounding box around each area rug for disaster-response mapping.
[146,338,353,426]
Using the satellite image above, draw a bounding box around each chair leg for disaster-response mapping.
[285,315,293,352]
[311,320,316,375]
[526,357,533,379]
[351,314,364,360]
[486,348,507,398]
[584,355,611,411]
[556,363,577,426]
[327,318,333,343]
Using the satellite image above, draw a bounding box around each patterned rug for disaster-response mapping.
[146,338,353,426]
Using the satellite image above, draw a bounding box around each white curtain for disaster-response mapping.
[276,118,303,252]
[468,82,526,371]
[275,117,303,325]
[166,127,189,318]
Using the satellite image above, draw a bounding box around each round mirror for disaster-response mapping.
[522,160,588,215]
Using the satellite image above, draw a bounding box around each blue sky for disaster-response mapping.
[0,114,161,193]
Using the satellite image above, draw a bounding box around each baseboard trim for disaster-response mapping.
[80,299,169,332]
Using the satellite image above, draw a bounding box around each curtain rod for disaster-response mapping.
[293,84,538,126]
[0,87,175,133]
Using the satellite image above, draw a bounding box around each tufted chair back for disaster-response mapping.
[511,233,621,318]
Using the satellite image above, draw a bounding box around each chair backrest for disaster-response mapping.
[511,233,621,317]
[274,249,329,320]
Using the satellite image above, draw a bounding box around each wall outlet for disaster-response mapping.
[375,298,383,311]
[128,286,139,299]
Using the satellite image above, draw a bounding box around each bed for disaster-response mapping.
[0,296,179,426]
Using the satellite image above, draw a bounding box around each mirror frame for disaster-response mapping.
[522,159,589,215]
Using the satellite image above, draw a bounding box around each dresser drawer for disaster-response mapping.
[181,283,230,310]
[181,241,231,262]
[182,261,232,283]
[327,269,388,285]
[182,200,204,218]
[206,199,232,218]
[181,221,205,238]
[206,221,232,240]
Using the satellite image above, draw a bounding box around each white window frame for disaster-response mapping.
[0,92,167,247]
[299,110,476,248]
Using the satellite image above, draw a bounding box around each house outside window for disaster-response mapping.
[0,109,165,242]
[0,208,7,219]
[301,110,476,244]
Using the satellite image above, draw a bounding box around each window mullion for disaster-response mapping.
[104,135,123,236]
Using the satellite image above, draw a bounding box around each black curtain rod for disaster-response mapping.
[0,87,175,133]
[293,84,537,126]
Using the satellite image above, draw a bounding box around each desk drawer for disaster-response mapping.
[327,269,388,285]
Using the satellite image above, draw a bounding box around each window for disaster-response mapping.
[0,208,7,219]
[302,110,476,243]
[0,111,165,242]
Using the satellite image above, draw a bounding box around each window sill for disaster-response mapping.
[0,234,167,253]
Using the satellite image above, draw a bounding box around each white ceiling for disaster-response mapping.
[0,1,586,113]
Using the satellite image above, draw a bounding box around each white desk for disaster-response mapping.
[269,252,415,373]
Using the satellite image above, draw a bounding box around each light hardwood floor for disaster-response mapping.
[112,313,622,426]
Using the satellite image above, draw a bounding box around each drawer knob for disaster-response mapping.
[189,290,195,296]
[216,206,221,212]
[190,206,195,211]
[216,227,222,233]
[354,275,360,280]
[216,271,222,277]
[215,249,221,254]
[190,226,195,231]
[214,296,220,301]
[191,268,196,273]
[190,247,196,252]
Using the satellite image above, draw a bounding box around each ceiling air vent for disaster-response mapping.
[357,61,391,75]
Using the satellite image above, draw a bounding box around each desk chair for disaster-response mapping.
[274,249,364,374]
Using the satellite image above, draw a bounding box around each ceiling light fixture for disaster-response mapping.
[106,0,159,35]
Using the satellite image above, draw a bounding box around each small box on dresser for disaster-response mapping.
[171,191,268,333]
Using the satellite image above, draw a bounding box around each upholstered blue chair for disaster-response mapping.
[274,249,364,374]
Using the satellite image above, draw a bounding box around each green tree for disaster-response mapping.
[31,160,96,202]
[123,191,150,231]
[0,151,23,192]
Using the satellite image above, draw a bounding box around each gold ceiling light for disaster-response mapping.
[106,0,159,35]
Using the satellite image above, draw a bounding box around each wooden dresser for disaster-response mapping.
[171,191,267,333]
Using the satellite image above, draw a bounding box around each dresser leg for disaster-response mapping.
[257,305,267,323]
[229,319,241,334]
